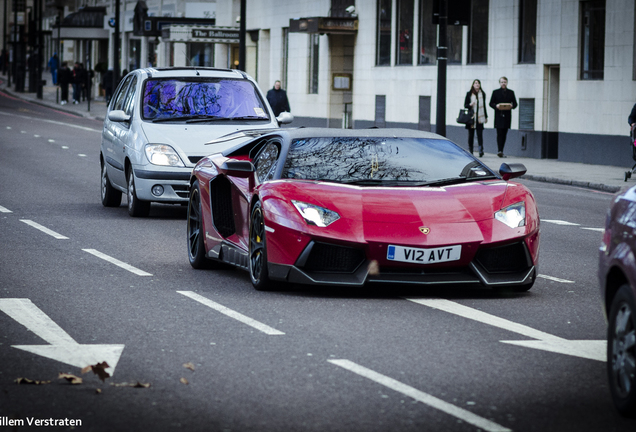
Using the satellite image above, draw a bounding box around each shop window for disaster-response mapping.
[419,0,437,65]
[448,25,462,64]
[376,0,392,65]
[519,0,537,64]
[468,0,488,64]
[580,0,605,80]
[397,0,414,65]
[189,43,214,67]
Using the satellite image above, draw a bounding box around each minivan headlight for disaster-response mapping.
[495,202,526,228]
[145,144,185,167]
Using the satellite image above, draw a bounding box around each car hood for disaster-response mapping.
[140,122,278,156]
[263,180,525,246]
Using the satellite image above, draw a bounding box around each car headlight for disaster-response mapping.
[144,144,185,167]
[495,201,526,228]
[292,200,340,227]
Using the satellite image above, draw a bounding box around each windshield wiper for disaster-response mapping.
[186,115,269,123]
[417,177,468,187]
[152,114,222,123]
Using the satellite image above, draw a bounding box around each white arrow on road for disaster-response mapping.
[0,299,124,376]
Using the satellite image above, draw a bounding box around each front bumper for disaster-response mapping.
[133,168,192,202]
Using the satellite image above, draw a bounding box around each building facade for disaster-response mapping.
[1,0,634,166]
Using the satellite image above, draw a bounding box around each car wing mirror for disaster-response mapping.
[499,163,527,181]
[220,160,255,178]
[276,112,293,125]
[108,110,131,123]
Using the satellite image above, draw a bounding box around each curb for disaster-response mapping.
[522,174,622,193]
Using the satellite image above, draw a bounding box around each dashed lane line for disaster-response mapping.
[537,274,575,283]
[328,359,512,432]
[542,219,580,226]
[82,249,152,276]
[0,111,101,133]
[580,227,604,232]
[0,205,12,213]
[20,220,69,240]
[177,291,285,336]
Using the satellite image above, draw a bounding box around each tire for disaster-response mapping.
[187,180,213,269]
[249,201,272,291]
[127,168,151,217]
[607,284,636,418]
[101,161,122,207]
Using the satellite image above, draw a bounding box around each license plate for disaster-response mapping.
[387,244,462,264]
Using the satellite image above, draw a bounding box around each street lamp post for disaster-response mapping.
[435,0,447,137]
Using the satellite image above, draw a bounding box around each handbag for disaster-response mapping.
[457,108,474,125]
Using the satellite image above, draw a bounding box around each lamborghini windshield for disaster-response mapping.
[142,78,270,122]
[281,137,497,185]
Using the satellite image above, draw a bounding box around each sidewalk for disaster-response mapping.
[0,74,631,194]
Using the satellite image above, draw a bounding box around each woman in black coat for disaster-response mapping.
[464,79,488,157]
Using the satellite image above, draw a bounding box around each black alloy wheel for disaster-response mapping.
[101,161,122,207]
[127,168,151,217]
[249,201,272,291]
[607,284,636,417]
[187,180,212,269]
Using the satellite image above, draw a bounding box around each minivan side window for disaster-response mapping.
[123,77,138,116]
[112,76,133,111]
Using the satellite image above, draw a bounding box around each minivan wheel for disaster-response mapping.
[101,162,122,207]
[127,168,151,217]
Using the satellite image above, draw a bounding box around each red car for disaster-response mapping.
[187,128,540,292]
[599,185,636,417]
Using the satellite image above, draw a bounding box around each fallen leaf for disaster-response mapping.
[14,377,50,385]
[183,362,195,372]
[95,388,102,394]
[368,260,380,275]
[81,361,111,382]
[110,381,151,388]
[180,377,189,385]
[58,373,83,385]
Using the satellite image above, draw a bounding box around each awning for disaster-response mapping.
[54,6,109,40]
[289,17,358,34]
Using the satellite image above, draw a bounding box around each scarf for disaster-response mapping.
[471,92,486,127]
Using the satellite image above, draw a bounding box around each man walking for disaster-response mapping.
[489,77,518,157]
[266,80,290,117]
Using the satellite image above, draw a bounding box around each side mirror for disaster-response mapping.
[220,160,255,178]
[276,112,293,125]
[108,110,131,123]
[499,163,527,181]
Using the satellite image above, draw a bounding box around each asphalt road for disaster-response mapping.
[0,91,634,432]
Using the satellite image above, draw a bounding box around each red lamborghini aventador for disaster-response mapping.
[187,128,540,291]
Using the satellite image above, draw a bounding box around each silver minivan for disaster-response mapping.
[100,67,291,217]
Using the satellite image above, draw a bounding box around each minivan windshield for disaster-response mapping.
[142,78,270,122]
[281,137,497,186]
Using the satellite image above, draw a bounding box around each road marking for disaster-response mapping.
[34,134,40,138]
[48,139,55,143]
[20,219,69,239]
[581,227,604,232]
[82,249,152,276]
[542,219,580,226]
[0,205,12,213]
[405,298,605,361]
[538,274,575,283]
[177,291,285,335]
[0,111,101,132]
[0,298,124,375]
[328,359,511,432]
[78,154,87,157]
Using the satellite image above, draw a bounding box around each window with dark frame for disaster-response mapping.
[308,34,320,94]
[282,28,289,90]
[397,0,414,65]
[419,0,437,65]
[448,25,462,64]
[580,0,605,80]
[519,0,537,64]
[376,0,392,65]
[468,0,489,64]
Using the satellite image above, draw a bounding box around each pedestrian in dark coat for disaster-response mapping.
[464,79,488,157]
[489,76,518,157]
[57,62,72,105]
[628,103,636,128]
[266,80,291,117]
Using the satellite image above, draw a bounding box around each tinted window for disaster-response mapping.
[281,137,495,184]
[141,78,269,120]
[255,142,280,183]
[123,76,138,116]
